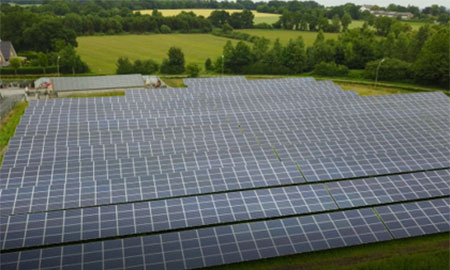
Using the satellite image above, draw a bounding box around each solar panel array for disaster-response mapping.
[1,77,449,269]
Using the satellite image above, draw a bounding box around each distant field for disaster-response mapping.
[137,9,280,25]
[350,19,425,30]
[77,34,244,74]
[236,29,339,46]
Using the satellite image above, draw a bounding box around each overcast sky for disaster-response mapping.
[253,0,448,9]
[315,0,448,9]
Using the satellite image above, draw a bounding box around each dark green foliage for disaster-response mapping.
[0,66,57,75]
[364,58,412,81]
[116,57,159,74]
[58,45,89,74]
[116,57,134,74]
[204,58,213,71]
[341,13,352,31]
[134,59,159,74]
[254,23,272,29]
[186,63,201,77]
[413,26,449,86]
[160,47,185,74]
[313,61,349,76]
[9,58,22,75]
[160,24,171,34]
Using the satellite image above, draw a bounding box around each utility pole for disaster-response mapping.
[375,58,385,89]
[57,56,61,77]
[221,55,224,77]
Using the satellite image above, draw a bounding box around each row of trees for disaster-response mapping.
[116,47,200,77]
[274,9,352,32]
[214,23,448,86]
[1,4,258,52]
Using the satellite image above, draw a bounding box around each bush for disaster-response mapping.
[116,57,134,74]
[313,62,349,76]
[160,24,172,34]
[0,66,58,75]
[364,58,412,81]
[254,23,272,29]
[205,58,213,71]
[134,59,159,74]
[186,63,201,77]
[160,47,185,74]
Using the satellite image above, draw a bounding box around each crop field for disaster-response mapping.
[138,9,280,24]
[236,29,339,46]
[77,34,244,74]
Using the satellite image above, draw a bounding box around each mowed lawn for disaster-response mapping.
[236,29,339,46]
[77,34,243,74]
[138,9,280,25]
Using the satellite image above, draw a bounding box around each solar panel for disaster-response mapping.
[1,208,392,269]
[375,198,450,238]
[1,76,449,269]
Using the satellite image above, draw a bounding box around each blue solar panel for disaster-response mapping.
[1,77,449,269]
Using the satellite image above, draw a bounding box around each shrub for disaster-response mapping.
[116,57,134,74]
[0,66,57,75]
[205,58,213,71]
[313,61,349,76]
[160,47,185,74]
[186,63,200,77]
[134,59,159,74]
[364,58,412,81]
[254,23,272,29]
[160,24,171,34]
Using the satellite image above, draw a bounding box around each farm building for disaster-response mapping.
[0,40,18,67]
[34,74,147,96]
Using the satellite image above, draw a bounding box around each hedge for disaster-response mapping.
[0,66,58,75]
[364,58,412,81]
[313,62,349,77]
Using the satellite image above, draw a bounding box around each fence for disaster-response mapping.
[0,94,25,121]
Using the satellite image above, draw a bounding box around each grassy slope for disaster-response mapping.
[77,34,245,74]
[236,29,339,45]
[207,233,449,270]
[0,102,28,166]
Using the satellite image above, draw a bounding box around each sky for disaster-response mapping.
[253,0,448,9]
[315,0,448,9]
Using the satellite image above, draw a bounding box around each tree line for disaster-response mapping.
[213,23,449,86]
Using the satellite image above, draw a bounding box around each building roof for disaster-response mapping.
[0,41,13,59]
[35,74,145,92]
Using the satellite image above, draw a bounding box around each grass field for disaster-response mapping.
[207,233,449,270]
[77,34,244,74]
[0,102,28,166]
[236,29,339,46]
[138,8,280,25]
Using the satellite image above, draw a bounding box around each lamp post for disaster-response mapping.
[221,55,224,77]
[57,56,61,77]
[375,58,385,89]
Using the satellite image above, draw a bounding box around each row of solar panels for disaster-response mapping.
[2,198,448,269]
[2,169,448,251]
[1,77,448,270]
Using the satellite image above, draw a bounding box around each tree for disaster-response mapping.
[160,47,185,74]
[205,58,213,71]
[134,59,159,74]
[186,63,200,77]
[330,14,341,32]
[37,52,49,74]
[407,25,430,62]
[414,26,449,86]
[208,10,230,27]
[341,13,352,31]
[226,41,253,73]
[116,57,134,74]
[160,24,171,33]
[59,45,89,74]
[9,58,22,75]
[281,37,306,73]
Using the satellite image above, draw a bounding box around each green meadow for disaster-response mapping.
[77,34,244,74]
